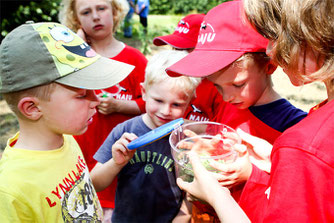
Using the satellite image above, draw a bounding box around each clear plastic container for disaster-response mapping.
[170,121,241,182]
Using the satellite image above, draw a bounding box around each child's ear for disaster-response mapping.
[17,97,42,120]
[140,83,147,101]
[266,60,278,75]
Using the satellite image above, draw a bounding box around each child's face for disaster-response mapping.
[207,59,272,109]
[75,0,113,40]
[287,46,324,86]
[142,81,192,129]
[38,84,100,136]
[267,41,324,86]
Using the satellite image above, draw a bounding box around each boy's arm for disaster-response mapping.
[177,151,250,223]
[90,160,124,192]
[91,132,137,192]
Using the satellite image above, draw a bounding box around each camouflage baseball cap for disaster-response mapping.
[0,22,134,93]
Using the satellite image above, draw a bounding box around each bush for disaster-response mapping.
[150,0,231,14]
[1,0,61,43]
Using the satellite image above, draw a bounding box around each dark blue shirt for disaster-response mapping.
[94,116,182,223]
[249,98,307,132]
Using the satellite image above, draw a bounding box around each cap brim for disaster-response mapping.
[166,49,244,77]
[153,35,196,49]
[55,57,134,89]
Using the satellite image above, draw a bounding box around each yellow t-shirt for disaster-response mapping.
[0,133,103,222]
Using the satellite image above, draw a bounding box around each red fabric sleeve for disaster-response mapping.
[262,147,334,222]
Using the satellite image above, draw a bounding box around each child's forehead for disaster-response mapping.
[149,81,191,95]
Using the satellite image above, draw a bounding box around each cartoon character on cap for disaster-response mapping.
[35,23,97,76]
[153,13,205,52]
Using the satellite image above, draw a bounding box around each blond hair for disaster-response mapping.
[143,50,201,99]
[58,0,129,33]
[274,0,334,83]
[236,52,272,70]
[2,83,57,118]
[243,0,334,84]
[242,0,281,40]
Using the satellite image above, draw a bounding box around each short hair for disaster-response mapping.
[242,0,282,40]
[274,0,334,82]
[2,83,57,118]
[243,0,334,83]
[143,50,201,99]
[58,0,129,33]
[235,52,272,71]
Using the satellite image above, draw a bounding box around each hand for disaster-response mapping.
[237,129,272,173]
[112,132,137,165]
[209,143,252,188]
[76,28,91,45]
[177,151,230,207]
[97,93,120,115]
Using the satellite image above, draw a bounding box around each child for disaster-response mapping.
[90,50,201,222]
[58,0,148,218]
[0,22,133,222]
[166,0,307,221]
[153,13,224,123]
[178,0,334,222]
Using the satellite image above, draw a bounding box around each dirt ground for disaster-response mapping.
[0,41,327,154]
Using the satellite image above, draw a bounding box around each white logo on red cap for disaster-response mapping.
[175,19,190,34]
[197,21,216,44]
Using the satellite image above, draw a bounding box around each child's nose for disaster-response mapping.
[92,10,100,20]
[161,104,172,115]
[223,92,234,103]
[88,90,100,107]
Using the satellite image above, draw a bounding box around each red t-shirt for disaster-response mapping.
[214,102,281,145]
[74,44,147,208]
[239,99,334,222]
[191,102,282,222]
[184,79,223,122]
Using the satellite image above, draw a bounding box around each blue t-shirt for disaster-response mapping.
[137,0,149,17]
[249,98,307,132]
[94,115,182,223]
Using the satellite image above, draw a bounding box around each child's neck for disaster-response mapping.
[142,113,157,130]
[324,78,334,102]
[90,35,125,58]
[14,121,64,151]
[254,86,281,106]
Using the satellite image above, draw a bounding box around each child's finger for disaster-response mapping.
[176,178,191,191]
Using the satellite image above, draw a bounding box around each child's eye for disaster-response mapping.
[233,83,245,88]
[81,10,90,15]
[172,103,182,107]
[155,99,163,103]
[98,6,106,11]
[77,94,87,99]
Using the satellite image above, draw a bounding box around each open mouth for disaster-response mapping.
[62,42,96,58]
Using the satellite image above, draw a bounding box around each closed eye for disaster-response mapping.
[233,83,245,88]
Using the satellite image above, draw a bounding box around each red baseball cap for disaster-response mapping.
[153,14,205,49]
[166,0,269,77]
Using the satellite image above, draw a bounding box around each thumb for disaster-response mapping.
[236,128,259,145]
[233,143,247,156]
[176,178,191,191]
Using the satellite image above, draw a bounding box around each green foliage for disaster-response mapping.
[1,0,61,42]
[149,0,231,14]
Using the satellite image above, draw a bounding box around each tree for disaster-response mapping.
[1,0,61,43]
